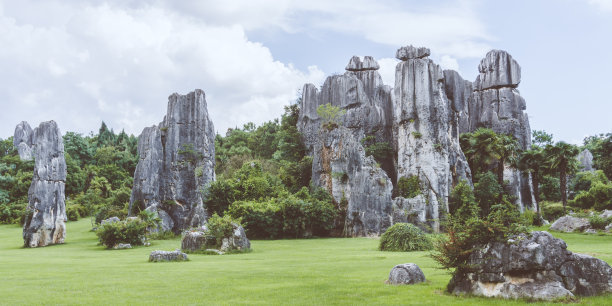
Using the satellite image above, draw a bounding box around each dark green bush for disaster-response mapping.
[540,201,565,221]
[569,181,612,210]
[448,180,478,222]
[206,213,239,248]
[0,201,27,225]
[228,200,282,239]
[96,218,147,248]
[66,205,80,221]
[588,215,611,230]
[396,176,421,198]
[379,223,433,252]
[520,209,538,226]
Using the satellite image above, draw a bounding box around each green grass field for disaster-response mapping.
[1,220,611,305]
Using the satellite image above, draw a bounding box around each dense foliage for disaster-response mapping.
[378,223,433,252]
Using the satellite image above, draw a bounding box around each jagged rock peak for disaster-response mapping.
[395,45,430,60]
[13,121,34,161]
[129,89,215,232]
[345,56,380,71]
[475,49,521,91]
[21,120,67,247]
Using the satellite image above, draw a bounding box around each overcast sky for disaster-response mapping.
[1,0,610,144]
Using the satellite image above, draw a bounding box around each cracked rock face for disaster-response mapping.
[19,120,67,247]
[393,47,472,232]
[300,56,395,236]
[445,50,535,211]
[578,149,594,171]
[129,89,215,232]
[449,231,612,300]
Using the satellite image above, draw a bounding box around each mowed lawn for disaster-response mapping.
[1,220,612,305]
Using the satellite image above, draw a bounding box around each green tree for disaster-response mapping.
[544,142,580,212]
[460,128,500,177]
[316,103,346,130]
[492,134,520,186]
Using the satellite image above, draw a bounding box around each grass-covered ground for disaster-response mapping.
[1,220,611,305]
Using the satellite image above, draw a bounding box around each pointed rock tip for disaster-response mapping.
[345,55,379,71]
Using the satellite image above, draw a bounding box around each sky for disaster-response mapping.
[0,0,610,144]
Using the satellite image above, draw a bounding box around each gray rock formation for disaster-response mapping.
[445,50,535,211]
[299,56,395,236]
[396,46,430,60]
[550,215,590,233]
[181,223,250,253]
[449,231,612,300]
[101,216,120,225]
[149,249,189,262]
[13,121,34,161]
[311,126,393,236]
[393,45,472,231]
[578,149,595,172]
[387,263,426,285]
[20,121,67,247]
[129,89,215,232]
[113,243,132,249]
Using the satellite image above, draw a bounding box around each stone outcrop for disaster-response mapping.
[129,89,215,232]
[19,121,67,247]
[181,223,250,253]
[299,56,395,236]
[550,215,590,233]
[578,149,594,171]
[387,263,426,285]
[445,50,535,211]
[449,231,612,300]
[393,46,472,231]
[149,249,189,262]
[13,121,34,161]
[311,126,393,236]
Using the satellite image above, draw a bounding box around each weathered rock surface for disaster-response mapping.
[129,89,215,232]
[113,243,132,249]
[550,215,590,233]
[311,126,393,236]
[449,231,612,300]
[387,263,426,285]
[446,50,535,211]
[181,223,250,253]
[149,249,189,262]
[578,149,595,171]
[13,121,34,161]
[393,45,472,231]
[396,46,430,60]
[19,121,67,248]
[299,56,395,236]
[101,216,120,225]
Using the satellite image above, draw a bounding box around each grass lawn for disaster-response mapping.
[1,220,612,305]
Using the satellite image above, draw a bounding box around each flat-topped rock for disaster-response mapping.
[474,49,521,91]
[149,249,189,262]
[395,45,430,60]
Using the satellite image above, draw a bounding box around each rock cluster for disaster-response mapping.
[387,263,426,285]
[129,89,216,232]
[17,121,67,248]
[445,50,535,211]
[149,249,189,262]
[181,223,250,254]
[449,231,612,300]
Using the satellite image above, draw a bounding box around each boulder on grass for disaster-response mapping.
[448,231,612,300]
[549,216,590,232]
[149,249,189,262]
[387,263,426,285]
[181,223,250,254]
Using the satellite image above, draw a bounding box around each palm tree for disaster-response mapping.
[545,142,579,213]
[460,128,500,177]
[519,147,546,219]
[493,134,520,186]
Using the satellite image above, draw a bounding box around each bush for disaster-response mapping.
[396,176,421,198]
[228,200,282,239]
[206,213,239,248]
[432,202,527,277]
[474,172,502,217]
[0,201,27,225]
[448,180,478,222]
[66,205,80,221]
[588,215,611,230]
[379,223,433,252]
[96,218,147,248]
[540,201,565,221]
[569,181,612,210]
[521,209,538,226]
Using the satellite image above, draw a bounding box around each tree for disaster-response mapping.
[584,133,612,180]
[316,103,346,130]
[532,130,553,147]
[460,128,500,178]
[492,134,520,186]
[545,142,579,212]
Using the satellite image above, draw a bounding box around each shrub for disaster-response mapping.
[432,202,527,277]
[228,200,282,239]
[540,201,565,221]
[521,209,538,226]
[66,205,80,221]
[448,180,478,222]
[96,218,147,248]
[206,213,239,248]
[316,103,346,130]
[474,172,502,217]
[379,223,433,252]
[0,201,27,225]
[569,181,612,210]
[588,215,611,230]
[397,176,421,198]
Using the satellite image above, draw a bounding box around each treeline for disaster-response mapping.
[0,122,139,224]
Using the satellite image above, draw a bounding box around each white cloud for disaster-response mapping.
[588,0,612,11]
[0,1,324,137]
[438,55,460,71]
